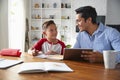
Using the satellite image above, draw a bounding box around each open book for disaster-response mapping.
[18,62,73,73]
[36,54,63,60]
[0,58,23,69]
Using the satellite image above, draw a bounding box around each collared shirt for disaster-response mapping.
[73,23,120,62]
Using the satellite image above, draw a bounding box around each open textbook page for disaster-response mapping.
[18,62,73,73]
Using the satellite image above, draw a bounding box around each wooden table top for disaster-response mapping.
[0,53,120,80]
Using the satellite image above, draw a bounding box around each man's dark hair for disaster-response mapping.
[75,6,97,24]
[42,20,56,30]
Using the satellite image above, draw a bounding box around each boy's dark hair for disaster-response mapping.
[75,6,97,24]
[42,20,56,30]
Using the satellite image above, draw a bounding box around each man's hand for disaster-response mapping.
[81,51,103,63]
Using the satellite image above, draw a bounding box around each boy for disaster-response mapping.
[28,20,66,56]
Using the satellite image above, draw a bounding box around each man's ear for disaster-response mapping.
[87,17,92,23]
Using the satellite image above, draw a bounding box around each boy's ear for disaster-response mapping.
[42,31,46,35]
[42,31,46,38]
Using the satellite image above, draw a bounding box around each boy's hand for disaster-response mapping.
[32,49,39,56]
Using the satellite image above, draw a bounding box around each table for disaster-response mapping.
[0,53,120,80]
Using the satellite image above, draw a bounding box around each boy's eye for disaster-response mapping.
[49,29,54,32]
[50,30,53,31]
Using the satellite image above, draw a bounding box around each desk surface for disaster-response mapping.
[0,53,120,80]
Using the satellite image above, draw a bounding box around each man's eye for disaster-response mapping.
[76,20,78,22]
[76,20,81,22]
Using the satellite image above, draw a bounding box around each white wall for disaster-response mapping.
[106,0,120,24]
[25,0,30,19]
[0,0,8,50]
[72,0,107,17]
[8,0,26,52]
[24,0,29,51]
[0,0,29,51]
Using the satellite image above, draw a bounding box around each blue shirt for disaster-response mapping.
[73,23,120,62]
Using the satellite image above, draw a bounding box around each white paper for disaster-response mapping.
[36,54,47,58]
[0,58,5,61]
[36,54,63,60]
[46,55,63,60]
[0,59,23,68]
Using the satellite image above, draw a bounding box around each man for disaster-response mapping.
[74,6,120,63]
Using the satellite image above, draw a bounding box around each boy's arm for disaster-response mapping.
[28,38,46,56]
[28,48,33,54]
[61,42,66,55]
[28,48,39,56]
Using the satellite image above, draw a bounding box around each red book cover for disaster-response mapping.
[0,49,21,57]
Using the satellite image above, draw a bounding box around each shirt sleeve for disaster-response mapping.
[32,38,45,51]
[73,33,81,48]
[58,40,66,55]
[109,28,120,51]
[108,28,120,62]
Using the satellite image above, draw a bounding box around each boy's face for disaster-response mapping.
[44,24,58,39]
[76,14,91,32]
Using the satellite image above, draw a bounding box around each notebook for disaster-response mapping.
[0,59,23,69]
[18,62,73,73]
[63,48,93,60]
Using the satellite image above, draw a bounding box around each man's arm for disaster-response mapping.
[109,29,120,51]
[108,29,120,62]
[73,33,81,48]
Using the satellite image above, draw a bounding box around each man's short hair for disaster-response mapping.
[75,6,97,24]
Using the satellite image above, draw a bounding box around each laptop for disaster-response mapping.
[63,48,93,61]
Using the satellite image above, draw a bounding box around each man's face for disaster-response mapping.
[76,14,89,32]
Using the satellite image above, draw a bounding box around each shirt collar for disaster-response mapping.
[92,23,105,35]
